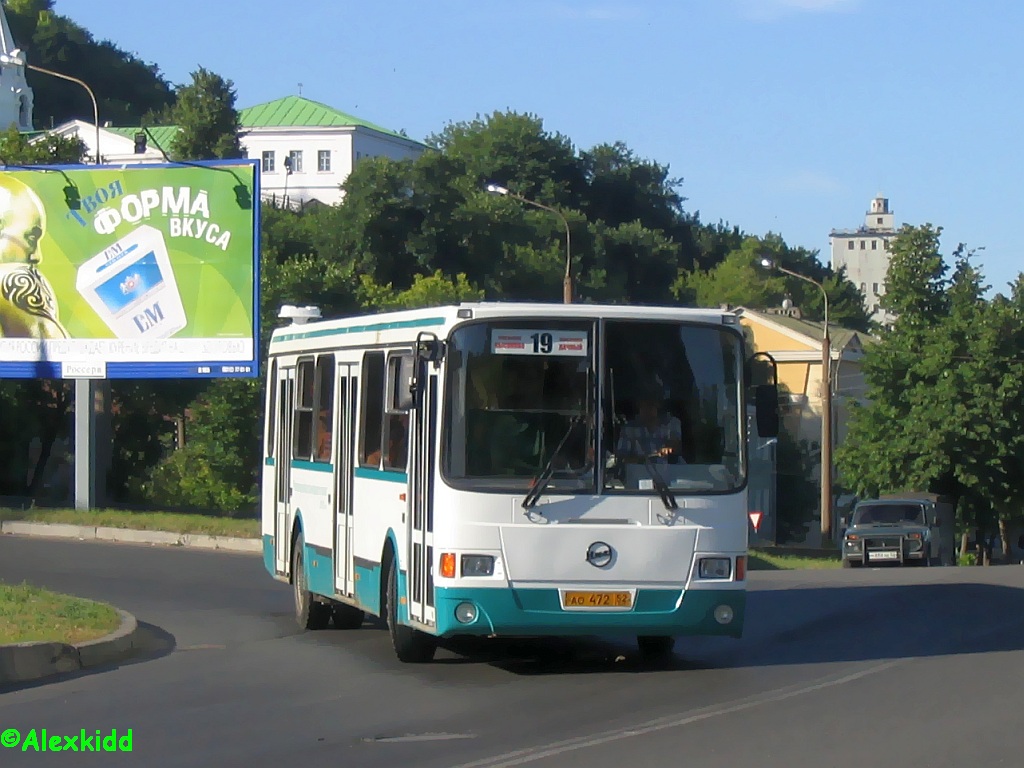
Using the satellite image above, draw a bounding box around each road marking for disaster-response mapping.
[452,660,905,768]
[364,732,477,743]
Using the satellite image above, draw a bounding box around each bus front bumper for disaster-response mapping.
[432,586,745,639]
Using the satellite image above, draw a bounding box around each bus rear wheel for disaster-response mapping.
[386,558,437,663]
[293,532,330,630]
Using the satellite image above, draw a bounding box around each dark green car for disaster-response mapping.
[841,496,955,567]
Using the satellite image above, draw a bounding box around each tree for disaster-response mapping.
[168,67,242,160]
[835,224,1024,559]
[0,124,84,164]
[6,2,175,128]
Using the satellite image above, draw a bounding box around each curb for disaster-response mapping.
[0,609,142,685]
[0,521,261,553]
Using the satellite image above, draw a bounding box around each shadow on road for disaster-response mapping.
[0,621,177,694]
[399,580,1024,676]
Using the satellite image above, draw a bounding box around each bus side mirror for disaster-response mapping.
[755,384,779,438]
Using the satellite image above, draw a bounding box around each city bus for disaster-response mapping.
[260,301,778,663]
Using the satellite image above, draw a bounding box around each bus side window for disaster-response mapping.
[315,354,334,461]
[359,351,386,466]
[383,353,412,472]
[293,358,316,460]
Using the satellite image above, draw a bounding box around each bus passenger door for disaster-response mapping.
[407,364,437,627]
[274,366,295,575]
[334,365,357,596]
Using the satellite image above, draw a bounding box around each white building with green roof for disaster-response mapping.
[43,95,427,208]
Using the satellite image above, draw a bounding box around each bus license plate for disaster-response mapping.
[562,591,632,608]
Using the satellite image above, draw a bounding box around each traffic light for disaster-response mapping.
[134,131,146,154]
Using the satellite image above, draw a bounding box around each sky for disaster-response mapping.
[54,0,1024,297]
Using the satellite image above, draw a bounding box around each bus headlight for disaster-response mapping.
[461,555,494,577]
[699,558,732,579]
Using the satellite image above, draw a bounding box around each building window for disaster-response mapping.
[877,217,883,224]
[872,282,879,294]
[847,241,854,250]
[262,151,275,172]
[871,240,877,250]
[860,240,866,249]
[860,283,866,293]
[318,150,331,172]
[287,150,303,173]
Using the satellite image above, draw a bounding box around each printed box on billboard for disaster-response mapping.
[0,159,260,378]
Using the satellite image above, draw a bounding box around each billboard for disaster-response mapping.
[0,159,260,379]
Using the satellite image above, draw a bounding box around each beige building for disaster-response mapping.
[737,306,874,543]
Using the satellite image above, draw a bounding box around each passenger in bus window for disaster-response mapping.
[316,410,332,461]
[372,415,408,470]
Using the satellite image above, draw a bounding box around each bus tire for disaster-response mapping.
[331,602,365,630]
[386,558,437,663]
[637,635,675,663]
[293,532,330,630]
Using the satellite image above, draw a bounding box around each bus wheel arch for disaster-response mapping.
[381,535,436,663]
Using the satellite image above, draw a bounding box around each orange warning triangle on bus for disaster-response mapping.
[749,511,763,532]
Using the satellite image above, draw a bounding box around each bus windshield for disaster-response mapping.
[442,317,745,494]
[602,320,744,494]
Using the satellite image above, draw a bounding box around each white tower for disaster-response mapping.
[830,195,898,325]
[0,3,33,130]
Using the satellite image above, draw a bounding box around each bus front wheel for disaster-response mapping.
[386,558,437,663]
[293,532,330,630]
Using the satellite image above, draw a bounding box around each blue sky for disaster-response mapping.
[56,0,1024,297]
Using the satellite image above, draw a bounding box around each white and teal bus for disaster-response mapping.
[261,301,778,663]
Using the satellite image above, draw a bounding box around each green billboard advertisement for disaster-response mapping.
[0,159,259,378]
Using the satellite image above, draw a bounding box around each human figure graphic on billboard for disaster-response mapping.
[0,175,68,338]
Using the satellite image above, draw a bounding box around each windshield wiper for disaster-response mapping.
[521,415,585,514]
[642,456,678,510]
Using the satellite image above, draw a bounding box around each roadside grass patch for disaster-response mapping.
[0,582,122,645]
[0,507,259,539]
[749,550,843,570]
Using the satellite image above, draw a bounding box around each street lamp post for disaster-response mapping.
[2,49,100,164]
[759,257,833,543]
[486,183,572,303]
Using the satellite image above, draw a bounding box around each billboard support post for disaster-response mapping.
[73,378,95,510]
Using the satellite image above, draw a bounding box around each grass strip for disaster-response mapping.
[0,507,259,539]
[0,582,122,645]
[749,550,843,570]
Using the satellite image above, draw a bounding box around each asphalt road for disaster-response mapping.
[2,535,1024,768]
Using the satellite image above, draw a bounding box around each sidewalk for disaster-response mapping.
[0,520,260,554]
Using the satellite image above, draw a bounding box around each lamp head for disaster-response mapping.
[759,257,775,270]
[485,183,509,196]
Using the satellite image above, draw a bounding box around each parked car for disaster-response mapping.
[841,494,955,567]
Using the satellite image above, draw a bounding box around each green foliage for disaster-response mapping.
[836,224,1024,539]
[137,379,261,516]
[5,2,174,129]
[358,270,484,311]
[0,124,84,164]
[774,427,819,543]
[168,67,243,160]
